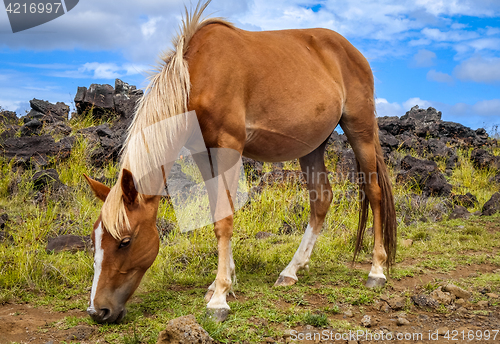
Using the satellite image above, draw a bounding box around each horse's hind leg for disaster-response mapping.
[274,140,333,286]
[340,104,396,288]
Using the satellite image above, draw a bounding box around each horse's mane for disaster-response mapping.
[101,0,233,240]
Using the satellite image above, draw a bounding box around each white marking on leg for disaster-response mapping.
[207,280,216,292]
[207,241,233,310]
[229,242,237,297]
[368,263,386,279]
[279,224,318,280]
[207,284,231,309]
[207,242,237,302]
[87,222,104,314]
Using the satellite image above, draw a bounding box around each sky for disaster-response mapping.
[1,0,500,130]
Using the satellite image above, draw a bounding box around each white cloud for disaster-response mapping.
[427,69,454,84]
[414,0,500,17]
[375,98,403,117]
[408,38,432,46]
[0,99,26,112]
[141,16,161,39]
[422,27,479,42]
[451,23,468,30]
[468,38,500,51]
[123,63,150,76]
[454,55,500,83]
[472,99,500,116]
[0,69,71,113]
[47,62,148,79]
[486,27,500,36]
[0,0,498,63]
[403,97,433,110]
[81,63,122,79]
[448,99,500,128]
[413,49,436,67]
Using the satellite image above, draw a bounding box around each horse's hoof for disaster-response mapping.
[204,290,214,303]
[206,308,229,322]
[273,275,297,287]
[365,277,386,288]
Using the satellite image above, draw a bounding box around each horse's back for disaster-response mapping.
[186,24,374,161]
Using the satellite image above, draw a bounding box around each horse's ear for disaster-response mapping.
[121,169,138,206]
[83,174,110,202]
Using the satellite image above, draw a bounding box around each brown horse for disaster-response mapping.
[84,0,397,323]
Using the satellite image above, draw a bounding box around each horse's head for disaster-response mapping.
[84,169,160,323]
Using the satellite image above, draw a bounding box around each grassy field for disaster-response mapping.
[0,116,499,343]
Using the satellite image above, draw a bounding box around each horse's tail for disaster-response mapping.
[353,123,397,270]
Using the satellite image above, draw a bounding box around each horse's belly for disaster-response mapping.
[242,124,334,162]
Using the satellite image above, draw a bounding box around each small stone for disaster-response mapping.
[437,327,449,336]
[255,231,274,239]
[380,295,390,302]
[388,296,406,310]
[455,298,465,305]
[480,287,491,294]
[486,293,498,299]
[265,337,275,343]
[477,301,489,308]
[396,317,410,326]
[374,301,390,313]
[430,287,454,305]
[402,239,413,248]
[0,213,8,229]
[361,315,372,327]
[443,283,471,299]
[412,294,439,308]
[418,314,429,321]
[66,325,94,341]
[343,310,354,318]
[457,307,468,314]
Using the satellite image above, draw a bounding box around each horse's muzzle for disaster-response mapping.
[87,306,127,323]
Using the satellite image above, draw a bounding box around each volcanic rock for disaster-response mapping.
[448,205,471,220]
[1,135,72,164]
[46,235,91,253]
[156,314,213,344]
[482,192,500,216]
[32,169,64,190]
[0,110,18,124]
[396,155,452,197]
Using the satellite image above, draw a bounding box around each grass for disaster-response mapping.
[0,117,500,342]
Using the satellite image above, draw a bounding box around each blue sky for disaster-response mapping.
[1,0,500,130]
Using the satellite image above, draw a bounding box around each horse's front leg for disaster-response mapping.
[205,215,234,322]
[205,240,236,302]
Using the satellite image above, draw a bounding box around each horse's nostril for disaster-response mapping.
[100,308,111,321]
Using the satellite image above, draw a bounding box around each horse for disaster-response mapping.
[83,0,397,323]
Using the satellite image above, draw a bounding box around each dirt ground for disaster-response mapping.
[0,304,90,344]
[1,262,499,344]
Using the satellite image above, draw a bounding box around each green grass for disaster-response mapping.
[1,116,500,342]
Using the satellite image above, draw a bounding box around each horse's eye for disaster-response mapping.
[119,238,131,249]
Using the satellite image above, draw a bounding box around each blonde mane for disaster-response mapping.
[101,0,233,239]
